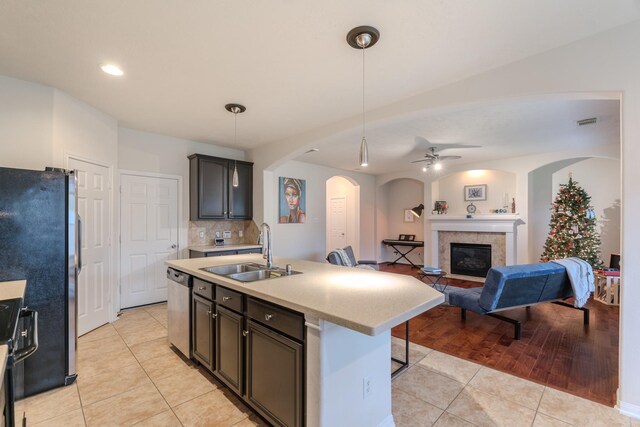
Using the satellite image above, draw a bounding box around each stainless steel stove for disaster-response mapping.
[0,298,38,427]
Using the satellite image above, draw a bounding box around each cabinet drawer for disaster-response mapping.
[236,248,261,255]
[193,278,214,300]
[247,298,304,341]
[216,286,243,312]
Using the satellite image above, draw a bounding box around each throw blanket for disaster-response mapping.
[334,248,354,267]
[551,257,594,308]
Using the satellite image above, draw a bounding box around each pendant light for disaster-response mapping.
[225,103,246,187]
[347,26,380,167]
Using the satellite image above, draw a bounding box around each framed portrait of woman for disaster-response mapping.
[278,177,306,223]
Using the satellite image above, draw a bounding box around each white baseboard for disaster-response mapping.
[377,414,396,427]
[618,399,640,420]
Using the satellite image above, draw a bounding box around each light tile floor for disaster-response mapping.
[13,303,639,427]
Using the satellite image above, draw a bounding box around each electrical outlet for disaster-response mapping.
[215,231,221,238]
[198,231,205,239]
[239,230,244,238]
[223,230,231,239]
[363,376,372,399]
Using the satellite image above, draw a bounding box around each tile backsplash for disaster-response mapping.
[189,220,260,246]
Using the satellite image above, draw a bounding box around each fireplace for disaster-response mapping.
[450,243,492,277]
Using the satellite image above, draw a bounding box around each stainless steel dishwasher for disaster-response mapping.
[167,268,192,358]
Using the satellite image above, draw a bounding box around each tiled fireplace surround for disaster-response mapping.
[430,215,521,279]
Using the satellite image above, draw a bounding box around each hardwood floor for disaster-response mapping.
[384,263,620,407]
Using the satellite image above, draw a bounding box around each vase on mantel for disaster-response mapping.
[511,198,516,214]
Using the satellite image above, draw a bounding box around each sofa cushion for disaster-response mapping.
[479,262,570,312]
[445,287,485,314]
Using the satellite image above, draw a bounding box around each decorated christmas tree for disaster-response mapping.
[540,177,604,268]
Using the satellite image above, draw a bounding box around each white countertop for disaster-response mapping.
[188,244,262,253]
[166,255,444,336]
[0,280,26,300]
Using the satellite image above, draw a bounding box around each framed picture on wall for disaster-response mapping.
[464,184,487,201]
[278,177,306,223]
[403,209,415,223]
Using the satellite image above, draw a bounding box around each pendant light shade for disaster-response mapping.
[347,26,380,168]
[359,137,368,167]
[232,161,239,187]
[225,103,246,187]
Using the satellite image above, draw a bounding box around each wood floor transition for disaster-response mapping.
[384,263,620,407]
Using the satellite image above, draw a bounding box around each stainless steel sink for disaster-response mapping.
[227,268,302,282]
[200,262,301,282]
[200,263,264,276]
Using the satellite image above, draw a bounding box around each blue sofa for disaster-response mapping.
[445,262,590,339]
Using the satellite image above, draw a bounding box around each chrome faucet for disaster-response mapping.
[260,222,273,269]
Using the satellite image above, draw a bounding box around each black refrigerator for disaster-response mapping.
[0,166,79,397]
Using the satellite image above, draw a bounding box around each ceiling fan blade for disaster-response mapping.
[414,136,433,147]
[437,155,462,160]
[410,159,433,164]
[435,143,481,152]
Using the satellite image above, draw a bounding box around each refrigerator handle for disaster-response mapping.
[77,215,82,274]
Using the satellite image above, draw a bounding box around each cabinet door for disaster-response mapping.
[198,157,227,219]
[214,306,243,395]
[246,320,303,427]
[228,161,253,219]
[192,294,214,372]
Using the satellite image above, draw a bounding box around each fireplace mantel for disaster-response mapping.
[429,215,522,267]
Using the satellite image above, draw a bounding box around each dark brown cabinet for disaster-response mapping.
[228,161,253,219]
[190,283,305,426]
[192,293,215,371]
[246,320,303,427]
[189,154,253,220]
[215,305,244,395]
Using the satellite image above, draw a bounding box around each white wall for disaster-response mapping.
[326,176,359,256]
[380,179,424,265]
[552,158,621,265]
[435,170,517,215]
[0,75,121,319]
[0,76,54,169]
[267,160,375,262]
[118,127,245,258]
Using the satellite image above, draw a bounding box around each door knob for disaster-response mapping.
[171,244,177,249]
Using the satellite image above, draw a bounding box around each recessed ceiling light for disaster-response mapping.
[422,167,428,172]
[100,64,124,76]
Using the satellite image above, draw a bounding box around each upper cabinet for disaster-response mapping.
[189,154,253,220]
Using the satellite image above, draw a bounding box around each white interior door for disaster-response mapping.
[68,158,111,336]
[328,197,347,250]
[120,173,178,309]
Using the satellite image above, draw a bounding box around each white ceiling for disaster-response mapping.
[0,1,635,167]
[297,98,621,175]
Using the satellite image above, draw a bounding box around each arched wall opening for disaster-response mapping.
[377,178,424,265]
[528,156,621,265]
[326,175,361,257]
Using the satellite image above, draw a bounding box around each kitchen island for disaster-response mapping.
[166,255,443,427]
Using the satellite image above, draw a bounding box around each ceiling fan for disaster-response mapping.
[411,136,480,164]
[410,147,462,164]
